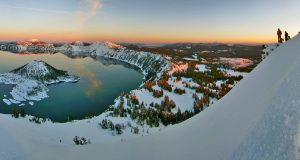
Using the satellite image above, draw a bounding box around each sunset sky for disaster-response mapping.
[0,0,300,44]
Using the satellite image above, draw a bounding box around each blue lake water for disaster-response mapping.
[0,51,143,122]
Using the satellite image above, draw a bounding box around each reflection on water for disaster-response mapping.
[0,51,143,122]
[74,59,102,97]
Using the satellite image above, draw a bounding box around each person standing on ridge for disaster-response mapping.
[285,31,290,42]
[277,28,283,43]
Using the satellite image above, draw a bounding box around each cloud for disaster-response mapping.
[77,0,102,23]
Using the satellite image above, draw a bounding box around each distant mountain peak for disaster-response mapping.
[30,39,39,42]
[104,41,125,49]
[16,39,48,45]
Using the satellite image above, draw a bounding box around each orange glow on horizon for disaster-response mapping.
[0,29,277,44]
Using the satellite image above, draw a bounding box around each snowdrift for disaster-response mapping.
[1,34,300,160]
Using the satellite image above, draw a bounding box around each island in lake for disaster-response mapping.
[0,60,79,106]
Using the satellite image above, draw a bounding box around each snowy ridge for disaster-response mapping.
[13,42,171,79]
[92,44,170,79]
[104,41,125,49]
[49,42,170,79]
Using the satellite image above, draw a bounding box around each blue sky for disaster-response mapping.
[0,0,299,43]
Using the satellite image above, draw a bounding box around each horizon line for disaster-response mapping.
[0,39,273,46]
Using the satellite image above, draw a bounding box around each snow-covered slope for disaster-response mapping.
[2,35,300,160]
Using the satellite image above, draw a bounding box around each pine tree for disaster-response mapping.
[115,124,123,135]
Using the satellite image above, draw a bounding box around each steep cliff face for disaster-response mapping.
[89,43,170,80]
[10,42,171,80]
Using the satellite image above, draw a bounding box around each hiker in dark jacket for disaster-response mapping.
[285,31,290,42]
[277,28,283,43]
